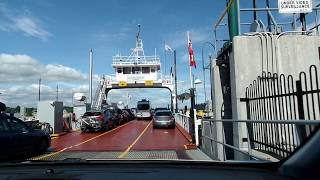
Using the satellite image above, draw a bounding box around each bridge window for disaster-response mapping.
[151,67,156,72]
[117,68,122,73]
[132,67,141,74]
[142,67,150,74]
[123,67,131,74]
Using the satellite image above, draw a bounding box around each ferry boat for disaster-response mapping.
[92,25,174,111]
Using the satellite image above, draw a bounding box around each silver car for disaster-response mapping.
[152,110,175,129]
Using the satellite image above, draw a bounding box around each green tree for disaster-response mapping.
[25,108,36,116]
[64,106,73,113]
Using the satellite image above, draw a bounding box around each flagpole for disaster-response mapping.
[189,66,192,88]
[187,31,193,89]
[164,41,166,76]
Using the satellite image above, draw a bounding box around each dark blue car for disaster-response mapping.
[0,112,51,160]
[103,108,121,128]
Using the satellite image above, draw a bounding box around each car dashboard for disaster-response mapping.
[0,161,294,180]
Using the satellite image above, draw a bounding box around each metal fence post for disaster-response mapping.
[241,97,254,148]
[189,88,196,143]
[295,80,307,143]
[245,99,254,156]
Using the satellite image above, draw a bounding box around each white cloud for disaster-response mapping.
[0,53,102,107]
[0,53,88,83]
[44,64,87,82]
[12,16,52,40]
[0,3,52,40]
[1,84,90,107]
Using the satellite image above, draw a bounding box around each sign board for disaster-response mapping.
[278,0,312,14]
[119,81,127,87]
[145,80,154,86]
[127,75,145,82]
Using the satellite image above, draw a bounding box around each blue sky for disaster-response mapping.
[0,0,319,108]
[0,0,222,73]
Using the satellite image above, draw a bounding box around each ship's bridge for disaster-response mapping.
[104,27,172,89]
[111,54,161,84]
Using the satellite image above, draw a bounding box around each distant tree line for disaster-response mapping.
[64,106,73,113]
[4,106,21,114]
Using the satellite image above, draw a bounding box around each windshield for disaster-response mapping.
[155,111,172,116]
[0,0,319,165]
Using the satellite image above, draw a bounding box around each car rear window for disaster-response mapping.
[137,104,150,110]
[155,111,172,116]
[83,112,101,116]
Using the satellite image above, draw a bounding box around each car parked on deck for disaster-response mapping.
[122,109,135,121]
[131,108,137,117]
[102,108,119,129]
[80,111,107,132]
[114,108,126,126]
[153,107,170,114]
[152,110,175,129]
[0,102,51,160]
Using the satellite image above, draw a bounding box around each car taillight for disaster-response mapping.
[96,115,104,121]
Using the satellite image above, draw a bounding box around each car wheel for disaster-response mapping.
[104,124,109,131]
[38,138,48,153]
[81,126,87,133]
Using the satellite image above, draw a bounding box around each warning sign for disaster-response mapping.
[119,81,127,87]
[145,80,154,86]
[278,0,312,13]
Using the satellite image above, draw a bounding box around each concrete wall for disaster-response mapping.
[210,34,320,160]
[209,60,226,161]
[230,34,320,157]
[277,35,320,77]
[232,35,320,121]
[37,101,63,133]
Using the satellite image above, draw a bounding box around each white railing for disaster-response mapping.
[112,56,160,65]
[201,119,320,161]
[175,112,202,146]
[175,113,190,133]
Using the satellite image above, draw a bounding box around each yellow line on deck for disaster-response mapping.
[118,121,152,158]
[32,121,132,160]
[31,148,67,161]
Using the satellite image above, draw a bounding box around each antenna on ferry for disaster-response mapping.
[136,24,141,40]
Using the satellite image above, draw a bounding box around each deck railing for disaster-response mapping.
[112,56,160,65]
[240,65,320,158]
[175,113,190,133]
[201,118,320,161]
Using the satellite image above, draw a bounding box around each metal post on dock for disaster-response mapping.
[38,78,41,102]
[189,88,196,143]
[89,49,93,106]
[174,50,178,113]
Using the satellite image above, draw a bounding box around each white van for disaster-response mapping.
[136,99,152,120]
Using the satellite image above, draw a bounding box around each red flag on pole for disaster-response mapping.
[188,34,196,68]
